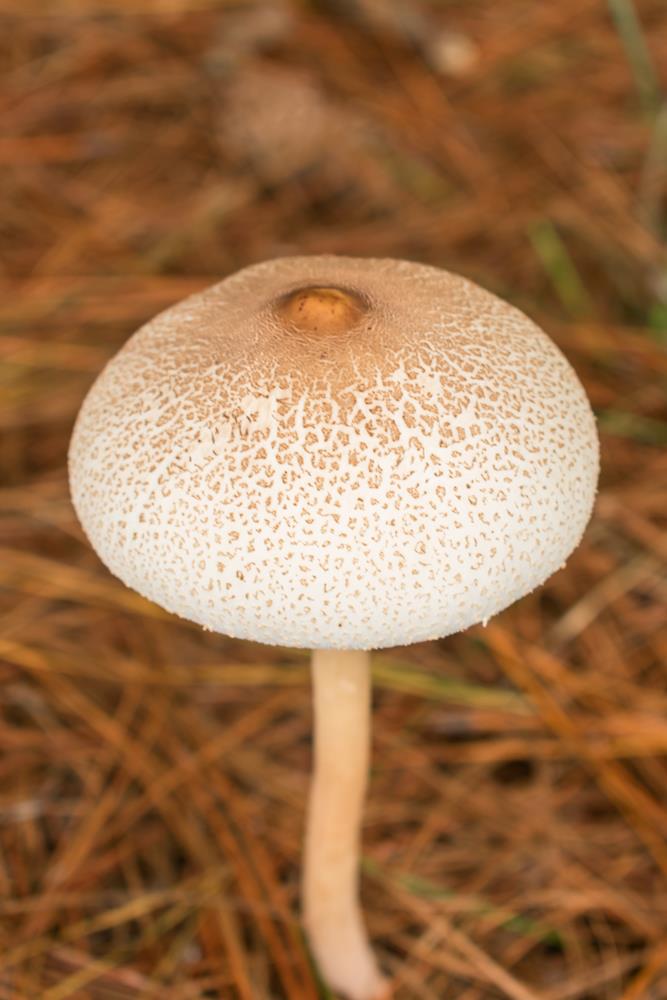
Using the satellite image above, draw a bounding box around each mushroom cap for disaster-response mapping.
[69,256,599,650]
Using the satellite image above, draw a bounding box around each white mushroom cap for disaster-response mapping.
[69,256,599,650]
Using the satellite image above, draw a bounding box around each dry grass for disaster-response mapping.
[1,1,666,997]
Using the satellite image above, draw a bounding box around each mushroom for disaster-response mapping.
[69,256,599,1000]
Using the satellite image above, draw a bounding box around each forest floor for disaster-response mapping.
[1,1,666,997]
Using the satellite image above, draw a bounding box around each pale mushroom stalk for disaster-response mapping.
[304,649,387,1000]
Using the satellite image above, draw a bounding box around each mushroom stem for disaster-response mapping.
[304,649,388,1000]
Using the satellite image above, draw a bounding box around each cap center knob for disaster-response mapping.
[276,285,367,334]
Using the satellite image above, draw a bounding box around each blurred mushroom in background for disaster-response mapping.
[220,61,396,210]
